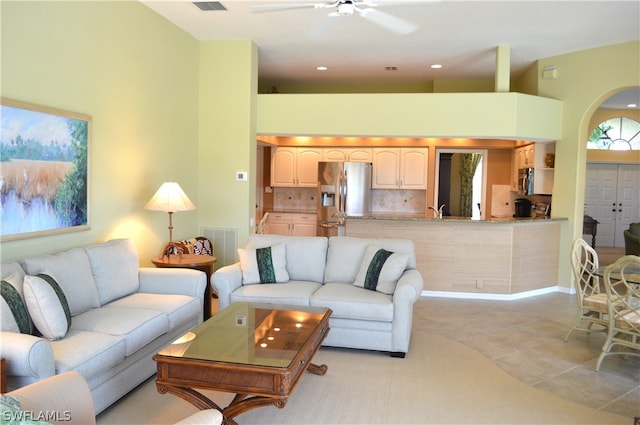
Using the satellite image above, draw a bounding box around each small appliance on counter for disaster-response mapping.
[514,198,533,217]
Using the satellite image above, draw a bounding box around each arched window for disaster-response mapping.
[587,117,640,150]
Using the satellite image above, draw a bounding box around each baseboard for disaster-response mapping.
[421,285,574,301]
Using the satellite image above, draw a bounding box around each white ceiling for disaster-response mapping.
[141,0,639,106]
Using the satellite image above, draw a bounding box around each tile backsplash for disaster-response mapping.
[273,188,317,211]
[273,187,426,214]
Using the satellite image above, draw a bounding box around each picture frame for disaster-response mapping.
[1,98,91,241]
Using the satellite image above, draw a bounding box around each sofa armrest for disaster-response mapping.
[391,269,424,353]
[393,269,424,304]
[211,263,243,310]
[138,267,206,299]
[7,371,95,425]
[0,332,55,389]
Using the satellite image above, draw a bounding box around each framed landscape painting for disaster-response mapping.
[1,98,91,241]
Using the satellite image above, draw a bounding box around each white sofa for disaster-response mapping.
[212,235,424,357]
[0,239,206,415]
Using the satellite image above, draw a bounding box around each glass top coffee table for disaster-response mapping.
[154,302,332,425]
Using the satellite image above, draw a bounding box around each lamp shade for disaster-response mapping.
[144,182,195,213]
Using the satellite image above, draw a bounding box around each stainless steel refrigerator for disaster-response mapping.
[316,161,372,237]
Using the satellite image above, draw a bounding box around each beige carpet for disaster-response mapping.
[96,330,629,425]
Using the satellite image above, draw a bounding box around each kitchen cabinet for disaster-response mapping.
[372,148,428,189]
[267,213,317,236]
[271,147,322,187]
[511,143,555,194]
[322,148,372,162]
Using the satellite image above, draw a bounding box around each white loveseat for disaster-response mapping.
[0,239,206,415]
[212,235,423,357]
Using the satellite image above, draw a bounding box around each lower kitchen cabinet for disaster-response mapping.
[267,213,317,236]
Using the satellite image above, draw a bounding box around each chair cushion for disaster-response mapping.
[238,243,289,284]
[71,307,168,356]
[22,248,100,316]
[583,293,608,312]
[353,245,410,294]
[230,281,322,306]
[1,273,31,334]
[106,293,201,331]
[311,283,394,322]
[630,222,640,236]
[51,330,126,377]
[23,274,72,340]
[84,239,140,305]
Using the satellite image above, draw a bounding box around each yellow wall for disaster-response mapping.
[198,41,259,247]
[1,1,200,263]
[537,41,640,288]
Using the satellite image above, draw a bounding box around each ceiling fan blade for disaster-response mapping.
[358,8,419,35]
[251,3,328,13]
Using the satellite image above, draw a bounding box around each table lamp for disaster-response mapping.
[145,182,195,258]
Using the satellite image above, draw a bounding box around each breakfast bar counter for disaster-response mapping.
[346,215,566,297]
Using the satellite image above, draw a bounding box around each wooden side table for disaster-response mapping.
[152,254,217,320]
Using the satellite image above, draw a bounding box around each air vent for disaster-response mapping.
[193,2,227,11]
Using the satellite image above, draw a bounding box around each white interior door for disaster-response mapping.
[585,163,640,247]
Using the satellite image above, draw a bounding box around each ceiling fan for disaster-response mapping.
[252,1,432,35]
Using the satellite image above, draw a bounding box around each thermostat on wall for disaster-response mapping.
[236,171,248,181]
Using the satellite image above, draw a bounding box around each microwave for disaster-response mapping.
[518,168,534,196]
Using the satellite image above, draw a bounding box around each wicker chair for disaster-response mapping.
[595,254,640,371]
[564,238,608,341]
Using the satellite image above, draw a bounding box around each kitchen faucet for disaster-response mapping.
[429,204,445,219]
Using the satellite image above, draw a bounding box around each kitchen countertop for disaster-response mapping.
[348,213,567,223]
[268,209,316,214]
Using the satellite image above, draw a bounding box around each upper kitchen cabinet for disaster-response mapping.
[323,148,372,162]
[271,147,322,187]
[372,148,428,189]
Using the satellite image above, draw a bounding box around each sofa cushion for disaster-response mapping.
[22,248,100,316]
[630,222,640,236]
[23,274,72,340]
[247,235,328,282]
[84,239,140,305]
[353,245,410,295]
[238,242,289,284]
[325,237,416,283]
[230,281,322,306]
[51,330,126,377]
[1,274,31,334]
[310,282,394,322]
[71,307,168,356]
[106,293,201,331]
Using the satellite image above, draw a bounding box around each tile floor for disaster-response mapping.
[412,246,639,419]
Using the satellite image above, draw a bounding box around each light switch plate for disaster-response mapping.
[236,171,248,181]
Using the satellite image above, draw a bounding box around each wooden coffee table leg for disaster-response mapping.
[157,383,223,411]
[307,363,328,375]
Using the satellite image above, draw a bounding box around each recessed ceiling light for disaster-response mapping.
[316,66,328,71]
[430,64,443,69]
[627,103,638,108]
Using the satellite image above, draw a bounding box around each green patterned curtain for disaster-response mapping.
[459,154,482,217]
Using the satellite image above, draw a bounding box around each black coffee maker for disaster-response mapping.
[514,198,532,217]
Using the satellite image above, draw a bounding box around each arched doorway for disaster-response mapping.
[583,87,640,248]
